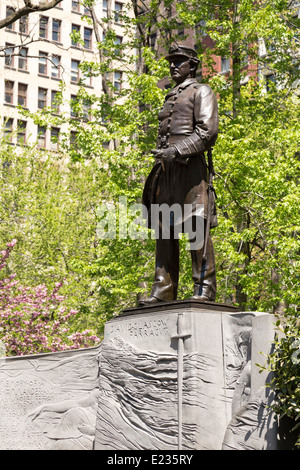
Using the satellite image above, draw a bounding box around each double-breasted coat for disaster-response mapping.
[143,77,219,229]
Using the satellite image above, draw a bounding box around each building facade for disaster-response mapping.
[0,0,127,149]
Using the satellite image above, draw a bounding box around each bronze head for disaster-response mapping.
[165,45,200,84]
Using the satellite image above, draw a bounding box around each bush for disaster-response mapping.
[265,315,300,448]
[0,240,100,356]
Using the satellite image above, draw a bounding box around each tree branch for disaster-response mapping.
[0,0,62,30]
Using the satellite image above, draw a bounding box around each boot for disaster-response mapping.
[190,235,216,302]
[139,237,179,306]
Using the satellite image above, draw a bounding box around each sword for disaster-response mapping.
[171,313,191,450]
[203,148,215,260]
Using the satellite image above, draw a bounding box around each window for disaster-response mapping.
[18,83,27,107]
[70,95,78,117]
[71,24,80,46]
[17,120,27,144]
[51,90,60,113]
[221,57,230,73]
[70,130,78,145]
[83,99,91,120]
[258,38,267,57]
[71,96,90,119]
[18,48,28,71]
[6,7,15,30]
[102,0,108,18]
[39,16,48,38]
[84,28,92,49]
[178,23,185,37]
[39,52,48,75]
[82,68,92,87]
[242,53,249,68]
[38,88,47,109]
[19,15,28,34]
[4,81,14,104]
[5,44,14,68]
[37,125,46,148]
[4,118,13,142]
[50,127,60,150]
[51,55,60,78]
[114,2,123,22]
[52,19,61,42]
[71,60,80,83]
[149,33,156,49]
[83,4,91,16]
[72,1,80,12]
[114,71,122,92]
[196,20,207,38]
[266,74,276,92]
[115,36,122,55]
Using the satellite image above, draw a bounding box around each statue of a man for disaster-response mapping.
[140,44,219,306]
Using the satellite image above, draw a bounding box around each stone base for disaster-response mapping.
[122,298,240,315]
[0,301,278,450]
[95,301,277,450]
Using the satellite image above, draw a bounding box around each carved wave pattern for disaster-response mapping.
[95,337,221,450]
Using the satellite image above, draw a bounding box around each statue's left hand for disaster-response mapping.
[152,146,178,163]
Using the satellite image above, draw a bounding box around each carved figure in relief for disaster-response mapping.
[27,389,99,450]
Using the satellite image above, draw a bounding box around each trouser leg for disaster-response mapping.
[150,233,179,301]
[187,216,216,301]
[190,235,216,301]
[140,222,179,304]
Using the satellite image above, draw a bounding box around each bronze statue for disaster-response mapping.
[140,44,219,306]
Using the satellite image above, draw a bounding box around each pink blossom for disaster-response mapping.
[6,239,17,248]
[0,241,100,356]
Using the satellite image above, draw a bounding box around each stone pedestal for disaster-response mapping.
[0,300,278,450]
[94,301,277,450]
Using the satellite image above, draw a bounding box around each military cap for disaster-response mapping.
[165,44,200,63]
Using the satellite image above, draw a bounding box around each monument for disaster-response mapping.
[0,303,280,450]
[95,302,279,450]
[0,45,288,450]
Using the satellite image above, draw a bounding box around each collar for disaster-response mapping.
[166,78,198,98]
[178,78,198,90]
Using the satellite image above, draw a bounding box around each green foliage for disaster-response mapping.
[212,82,300,309]
[2,43,171,331]
[261,314,300,448]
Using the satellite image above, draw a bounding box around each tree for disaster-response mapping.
[2,0,298,318]
[15,2,170,321]
[172,0,300,310]
[0,240,100,356]
[13,0,299,317]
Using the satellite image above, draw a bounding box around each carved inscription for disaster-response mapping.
[128,318,169,338]
[0,375,55,449]
[107,318,170,339]
[0,348,100,450]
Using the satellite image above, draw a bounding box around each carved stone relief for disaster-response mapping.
[95,307,269,450]
[0,347,99,450]
[0,305,277,450]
